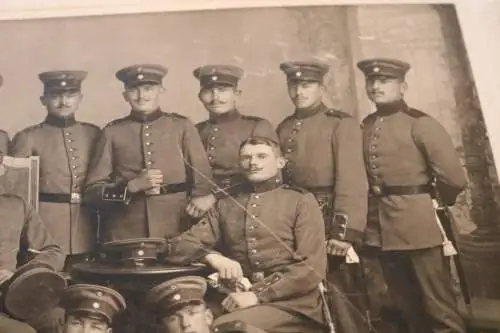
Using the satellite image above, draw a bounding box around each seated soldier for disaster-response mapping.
[60,284,126,333]
[0,192,65,333]
[164,137,327,333]
[144,276,267,333]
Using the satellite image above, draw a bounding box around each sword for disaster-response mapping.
[432,181,471,305]
[318,281,336,333]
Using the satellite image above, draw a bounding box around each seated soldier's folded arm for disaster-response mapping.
[21,203,65,271]
[83,131,132,206]
[165,207,222,265]
[251,193,327,302]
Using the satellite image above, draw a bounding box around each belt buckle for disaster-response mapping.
[70,193,81,204]
[251,272,265,283]
[371,185,382,196]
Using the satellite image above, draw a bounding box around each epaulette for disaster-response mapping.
[167,112,188,119]
[103,116,130,128]
[402,108,428,118]
[241,115,264,121]
[80,122,101,131]
[282,184,308,193]
[325,109,351,119]
[0,128,7,135]
[16,123,44,134]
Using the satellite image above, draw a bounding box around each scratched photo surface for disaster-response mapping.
[0,2,499,332]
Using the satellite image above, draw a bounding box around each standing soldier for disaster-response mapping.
[276,61,369,333]
[190,64,277,205]
[357,58,467,333]
[10,70,100,269]
[84,64,214,243]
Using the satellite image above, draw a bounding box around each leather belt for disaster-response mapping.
[39,193,82,204]
[369,184,432,197]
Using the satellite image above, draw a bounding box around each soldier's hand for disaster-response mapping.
[326,239,352,257]
[185,194,216,218]
[222,292,259,312]
[203,253,243,280]
[0,269,13,286]
[127,169,163,193]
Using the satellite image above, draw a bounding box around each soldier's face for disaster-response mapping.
[64,315,111,333]
[198,85,240,115]
[365,76,407,104]
[239,143,286,183]
[41,90,82,118]
[287,81,323,109]
[123,83,164,113]
[162,304,213,333]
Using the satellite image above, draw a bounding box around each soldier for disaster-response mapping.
[166,136,327,333]
[10,70,101,269]
[276,61,369,333]
[145,276,268,333]
[356,58,467,333]
[0,192,65,333]
[60,284,126,333]
[190,65,277,204]
[84,64,214,243]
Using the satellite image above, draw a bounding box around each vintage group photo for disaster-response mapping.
[0,2,498,333]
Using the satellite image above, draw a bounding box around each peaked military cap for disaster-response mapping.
[279,60,329,82]
[193,64,244,88]
[145,276,207,316]
[116,64,167,88]
[357,58,410,79]
[60,284,126,324]
[99,237,165,266]
[39,70,87,94]
[213,320,269,333]
[4,262,67,320]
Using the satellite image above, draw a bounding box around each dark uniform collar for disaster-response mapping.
[375,100,408,116]
[248,174,283,193]
[129,109,163,123]
[208,109,241,124]
[44,114,77,128]
[293,102,327,119]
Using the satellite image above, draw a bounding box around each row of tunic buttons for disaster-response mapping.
[207,126,219,162]
[369,118,384,175]
[247,193,261,266]
[143,125,154,166]
[284,120,302,180]
[63,130,81,187]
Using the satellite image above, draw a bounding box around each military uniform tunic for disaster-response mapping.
[10,115,100,255]
[277,103,368,242]
[0,194,65,272]
[196,110,277,189]
[361,102,467,250]
[167,178,327,327]
[84,109,213,242]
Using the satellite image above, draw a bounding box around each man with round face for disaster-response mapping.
[165,137,327,333]
[84,64,214,243]
[60,284,126,333]
[10,70,101,270]
[276,61,369,333]
[357,58,467,333]
[189,65,277,213]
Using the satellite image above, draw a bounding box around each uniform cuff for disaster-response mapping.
[250,272,283,303]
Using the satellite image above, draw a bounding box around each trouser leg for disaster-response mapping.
[213,305,324,333]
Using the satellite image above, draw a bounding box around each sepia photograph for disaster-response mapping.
[0,1,499,333]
